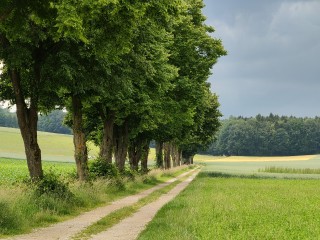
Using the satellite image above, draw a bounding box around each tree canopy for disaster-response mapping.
[0,0,226,180]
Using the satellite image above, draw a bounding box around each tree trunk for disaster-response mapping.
[72,95,89,181]
[129,136,150,173]
[178,149,182,166]
[10,69,43,180]
[183,155,194,165]
[155,141,164,168]
[99,110,114,163]
[169,143,181,167]
[141,140,150,174]
[163,142,171,169]
[190,155,194,164]
[113,121,129,172]
[128,138,142,171]
[171,143,177,168]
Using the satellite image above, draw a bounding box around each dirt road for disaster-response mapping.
[9,169,198,240]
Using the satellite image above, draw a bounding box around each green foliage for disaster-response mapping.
[0,108,71,134]
[88,158,119,178]
[207,114,320,156]
[32,170,74,200]
[38,110,72,134]
[0,108,18,128]
[1,0,225,179]
[152,0,225,158]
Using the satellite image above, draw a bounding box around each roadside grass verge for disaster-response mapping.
[259,166,320,174]
[72,171,196,240]
[0,161,192,237]
[138,172,320,239]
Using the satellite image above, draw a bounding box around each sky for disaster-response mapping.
[203,0,320,118]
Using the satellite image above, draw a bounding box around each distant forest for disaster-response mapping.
[204,114,320,156]
[0,108,71,134]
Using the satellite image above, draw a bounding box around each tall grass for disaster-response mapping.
[260,166,320,174]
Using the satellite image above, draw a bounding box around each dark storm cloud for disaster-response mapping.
[203,0,320,117]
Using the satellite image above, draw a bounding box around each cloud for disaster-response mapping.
[204,0,320,117]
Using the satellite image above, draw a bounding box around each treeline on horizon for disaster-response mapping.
[0,108,71,134]
[204,114,320,156]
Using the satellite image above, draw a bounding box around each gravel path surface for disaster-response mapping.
[9,169,197,240]
[90,170,199,240]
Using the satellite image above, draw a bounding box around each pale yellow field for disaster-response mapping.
[195,155,316,163]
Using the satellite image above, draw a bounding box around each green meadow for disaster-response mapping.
[197,155,320,179]
[139,156,320,239]
[139,172,320,239]
[0,127,79,162]
[139,155,320,239]
[0,158,76,184]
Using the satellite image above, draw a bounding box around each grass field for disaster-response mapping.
[138,155,320,239]
[195,154,320,179]
[0,127,99,162]
[0,158,76,184]
[139,172,320,239]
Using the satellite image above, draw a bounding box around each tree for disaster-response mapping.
[180,87,222,163]
[0,1,65,180]
[154,0,226,167]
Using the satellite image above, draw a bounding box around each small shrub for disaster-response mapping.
[33,170,74,200]
[89,158,119,178]
[123,167,139,180]
[109,177,126,191]
[142,175,158,185]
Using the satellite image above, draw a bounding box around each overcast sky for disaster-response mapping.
[203,0,320,118]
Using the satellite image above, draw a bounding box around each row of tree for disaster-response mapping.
[0,108,71,134]
[206,114,320,156]
[0,0,226,180]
